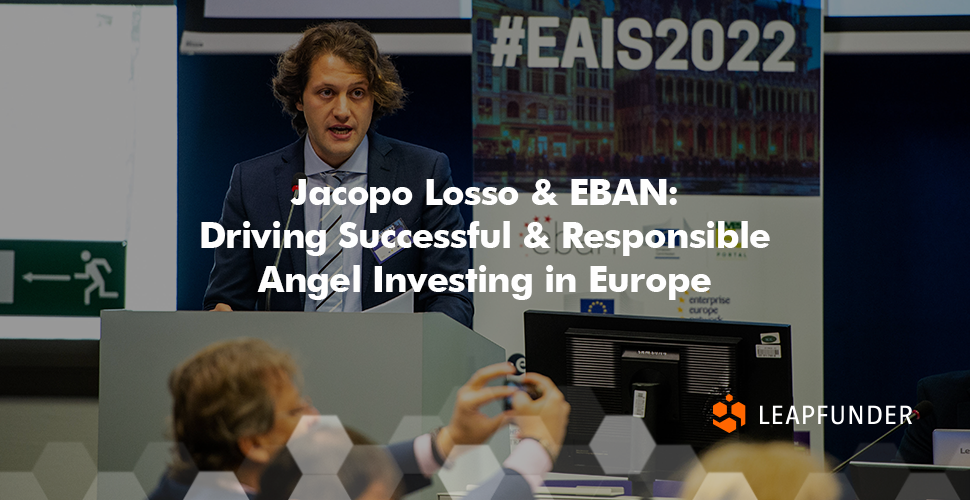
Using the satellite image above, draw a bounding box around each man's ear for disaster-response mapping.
[296,100,304,112]
[238,435,274,465]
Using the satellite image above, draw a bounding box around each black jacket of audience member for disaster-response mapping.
[148,441,429,500]
[897,370,970,464]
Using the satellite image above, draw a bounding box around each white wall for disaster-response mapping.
[0,5,177,340]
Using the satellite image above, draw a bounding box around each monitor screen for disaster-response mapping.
[524,310,794,476]
[181,0,470,40]
[179,0,471,55]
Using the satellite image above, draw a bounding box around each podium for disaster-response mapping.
[98,311,506,498]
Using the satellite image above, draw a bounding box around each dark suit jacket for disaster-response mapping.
[896,370,970,464]
[148,440,432,500]
[203,132,473,327]
[149,441,535,500]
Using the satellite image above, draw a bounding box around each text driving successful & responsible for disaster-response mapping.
[200,176,771,301]
[201,219,769,256]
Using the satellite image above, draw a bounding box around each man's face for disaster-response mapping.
[297,53,374,168]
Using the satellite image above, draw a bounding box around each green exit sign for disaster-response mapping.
[0,240,126,317]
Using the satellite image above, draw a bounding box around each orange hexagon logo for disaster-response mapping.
[712,394,745,433]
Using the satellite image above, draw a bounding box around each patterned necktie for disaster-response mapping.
[311,170,351,312]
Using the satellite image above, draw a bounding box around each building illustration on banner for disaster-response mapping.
[472,0,821,196]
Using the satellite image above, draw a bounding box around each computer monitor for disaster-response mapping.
[524,310,794,475]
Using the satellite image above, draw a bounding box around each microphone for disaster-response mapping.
[911,400,933,421]
[831,400,933,473]
[267,172,307,311]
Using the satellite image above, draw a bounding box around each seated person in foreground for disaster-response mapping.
[148,338,569,500]
[678,441,839,500]
[896,370,970,464]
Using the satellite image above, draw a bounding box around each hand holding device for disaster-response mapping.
[436,362,518,459]
[504,376,540,411]
[510,372,571,461]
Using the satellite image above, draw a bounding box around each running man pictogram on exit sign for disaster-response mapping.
[0,240,125,317]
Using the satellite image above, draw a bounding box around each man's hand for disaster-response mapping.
[211,303,233,311]
[510,372,570,461]
[437,362,518,459]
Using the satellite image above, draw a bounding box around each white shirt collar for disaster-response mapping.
[303,135,369,176]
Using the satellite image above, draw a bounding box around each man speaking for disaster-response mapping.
[204,22,473,327]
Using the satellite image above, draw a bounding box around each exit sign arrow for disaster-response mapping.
[22,272,72,283]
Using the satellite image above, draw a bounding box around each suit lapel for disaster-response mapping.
[366,132,397,231]
[274,137,308,305]
[363,132,396,305]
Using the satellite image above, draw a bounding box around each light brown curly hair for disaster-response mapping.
[272,21,406,135]
[678,441,840,500]
[168,338,299,472]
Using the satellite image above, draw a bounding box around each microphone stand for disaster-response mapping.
[267,176,304,311]
[831,417,912,473]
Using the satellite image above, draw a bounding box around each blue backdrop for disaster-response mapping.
[823,52,970,462]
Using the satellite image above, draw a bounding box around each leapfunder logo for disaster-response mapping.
[713,394,745,433]
[711,398,916,433]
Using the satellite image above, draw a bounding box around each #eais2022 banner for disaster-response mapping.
[470,0,824,449]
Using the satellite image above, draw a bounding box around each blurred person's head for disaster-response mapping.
[168,338,316,489]
[679,441,839,500]
[256,418,403,500]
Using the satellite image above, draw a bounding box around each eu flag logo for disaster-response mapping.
[581,299,614,314]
